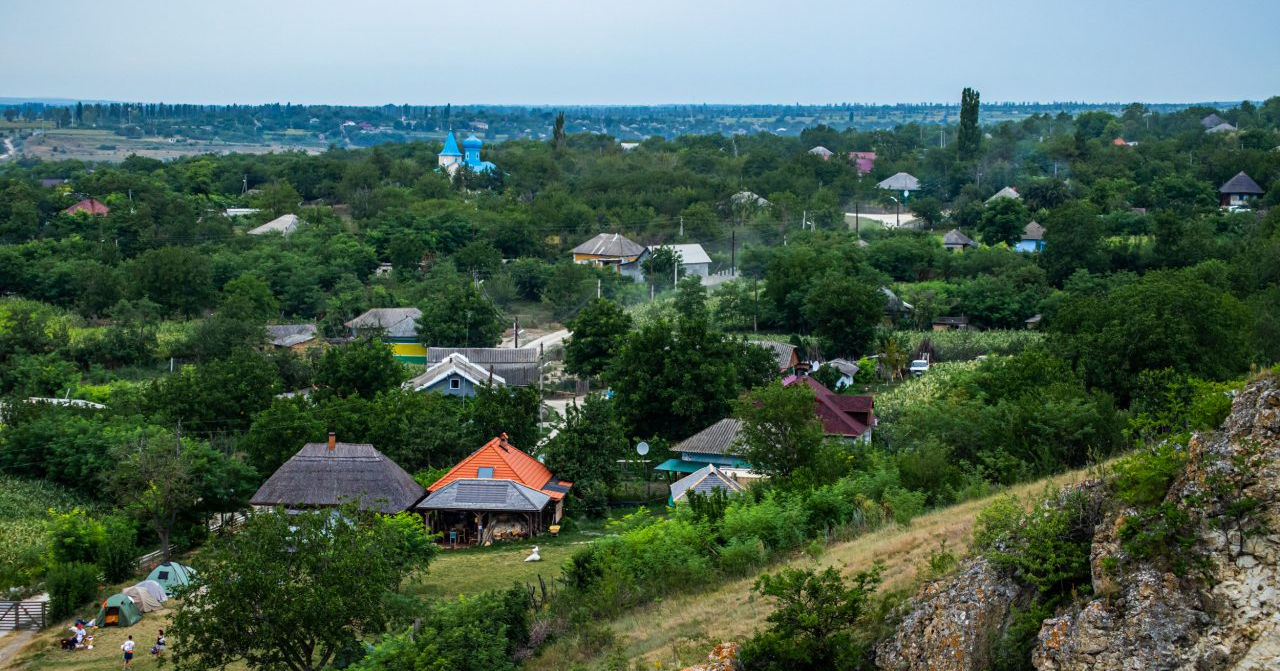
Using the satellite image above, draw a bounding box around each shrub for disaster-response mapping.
[97,516,138,584]
[1111,441,1187,506]
[721,493,808,553]
[718,537,767,575]
[47,509,105,565]
[973,490,1095,596]
[46,561,99,620]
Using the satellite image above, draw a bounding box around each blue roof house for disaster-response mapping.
[654,419,750,475]
[438,131,497,176]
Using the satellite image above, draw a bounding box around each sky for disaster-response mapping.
[2,0,1278,106]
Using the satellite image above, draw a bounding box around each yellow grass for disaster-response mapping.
[526,465,1099,670]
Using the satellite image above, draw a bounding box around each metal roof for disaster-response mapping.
[248,214,301,236]
[654,243,712,265]
[571,233,646,258]
[877,172,921,191]
[673,418,743,456]
[416,478,551,512]
[405,352,507,390]
[670,464,747,503]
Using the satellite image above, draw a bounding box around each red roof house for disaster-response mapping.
[784,376,875,441]
[64,198,110,216]
[848,151,877,176]
[419,434,572,544]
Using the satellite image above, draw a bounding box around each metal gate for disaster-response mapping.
[0,601,47,630]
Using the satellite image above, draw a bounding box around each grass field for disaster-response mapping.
[525,464,1101,671]
[17,129,324,162]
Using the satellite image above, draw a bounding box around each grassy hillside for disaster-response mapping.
[526,465,1100,670]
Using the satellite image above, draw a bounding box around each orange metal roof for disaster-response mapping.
[429,435,570,499]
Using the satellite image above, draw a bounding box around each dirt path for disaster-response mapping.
[0,137,15,160]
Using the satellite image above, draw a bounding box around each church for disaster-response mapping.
[437,130,497,176]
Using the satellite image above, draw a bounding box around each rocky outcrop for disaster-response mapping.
[680,642,741,671]
[875,558,1029,671]
[878,375,1280,671]
[1037,376,1280,671]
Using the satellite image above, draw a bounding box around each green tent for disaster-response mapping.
[146,562,196,591]
[95,593,142,627]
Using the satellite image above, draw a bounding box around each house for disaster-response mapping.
[344,307,425,363]
[986,186,1020,203]
[782,376,875,442]
[942,229,978,252]
[1014,221,1046,253]
[248,213,302,236]
[425,347,541,386]
[749,340,801,374]
[881,286,913,319]
[1206,122,1238,134]
[1025,314,1042,329]
[932,316,970,331]
[265,324,322,352]
[223,207,260,217]
[822,358,862,389]
[808,145,834,159]
[39,178,69,188]
[657,243,712,278]
[249,434,425,513]
[848,151,876,176]
[655,418,750,475]
[417,434,572,544]
[64,197,109,216]
[1201,113,1227,129]
[669,464,747,504]
[571,233,647,273]
[1218,172,1264,208]
[403,352,505,397]
[437,130,497,176]
[620,141,641,152]
[877,172,921,194]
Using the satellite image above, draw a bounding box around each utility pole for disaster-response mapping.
[596,277,601,299]
[513,316,519,348]
[854,200,860,237]
[678,216,684,238]
[730,229,736,275]
[802,210,807,231]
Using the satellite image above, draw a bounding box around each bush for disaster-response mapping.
[46,561,99,620]
[718,537,767,575]
[97,516,138,584]
[721,493,808,553]
[973,489,1096,596]
[1111,441,1187,506]
[47,510,105,565]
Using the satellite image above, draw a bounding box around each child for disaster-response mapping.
[151,629,166,655]
[121,635,135,668]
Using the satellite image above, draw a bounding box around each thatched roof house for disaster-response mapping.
[250,434,424,513]
[943,229,978,251]
[1219,171,1264,208]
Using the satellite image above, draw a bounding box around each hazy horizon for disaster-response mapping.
[3,0,1278,106]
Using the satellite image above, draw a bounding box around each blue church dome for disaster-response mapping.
[462,134,483,148]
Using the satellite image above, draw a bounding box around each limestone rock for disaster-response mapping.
[681,642,741,671]
[875,558,1028,671]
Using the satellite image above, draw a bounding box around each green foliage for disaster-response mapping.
[802,270,884,356]
[1117,503,1196,572]
[46,561,100,621]
[734,382,827,480]
[738,565,883,671]
[170,506,430,671]
[415,275,504,348]
[957,87,981,160]
[314,337,405,399]
[97,515,139,583]
[46,509,105,565]
[974,489,1096,596]
[542,394,629,518]
[564,298,632,378]
[468,383,541,454]
[0,477,97,592]
[1111,441,1187,506]
[977,197,1030,246]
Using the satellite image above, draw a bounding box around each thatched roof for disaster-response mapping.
[250,441,424,513]
[1219,171,1264,195]
[266,324,318,348]
[1022,221,1046,241]
[943,229,977,248]
[571,233,645,258]
[1201,113,1227,128]
[345,308,421,339]
[986,186,1020,203]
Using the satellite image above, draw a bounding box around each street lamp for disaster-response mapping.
[888,196,900,228]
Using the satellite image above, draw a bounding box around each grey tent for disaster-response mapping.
[146,561,196,591]
[121,584,164,613]
[135,580,168,603]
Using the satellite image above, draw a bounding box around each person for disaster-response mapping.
[74,623,86,648]
[121,635,135,668]
[151,629,166,655]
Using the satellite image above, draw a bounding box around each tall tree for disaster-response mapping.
[313,338,405,399]
[541,394,630,517]
[552,111,567,154]
[107,432,198,561]
[416,281,503,347]
[733,382,826,480]
[802,271,885,357]
[957,87,982,160]
[564,298,632,378]
[168,507,435,671]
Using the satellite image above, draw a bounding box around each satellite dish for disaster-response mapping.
[636,441,650,456]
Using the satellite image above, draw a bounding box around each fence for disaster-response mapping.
[0,600,46,631]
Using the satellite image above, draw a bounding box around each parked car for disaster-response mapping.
[909,359,930,376]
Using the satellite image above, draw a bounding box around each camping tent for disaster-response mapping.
[95,593,142,627]
[121,585,163,613]
[135,580,168,603]
[146,562,196,591]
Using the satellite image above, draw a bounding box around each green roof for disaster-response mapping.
[654,458,703,473]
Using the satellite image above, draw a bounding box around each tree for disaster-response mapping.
[803,271,885,357]
[734,382,826,480]
[1039,201,1107,285]
[169,507,434,671]
[552,111,567,155]
[129,247,215,317]
[416,281,503,347]
[107,431,199,561]
[255,180,302,218]
[738,565,883,671]
[564,298,632,378]
[541,394,629,517]
[976,197,1030,247]
[957,87,981,160]
[467,383,541,452]
[313,338,405,399]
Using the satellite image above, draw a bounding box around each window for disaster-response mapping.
[477,467,494,478]
[449,378,461,390]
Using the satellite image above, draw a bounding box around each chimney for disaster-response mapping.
[327,432,336,451]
